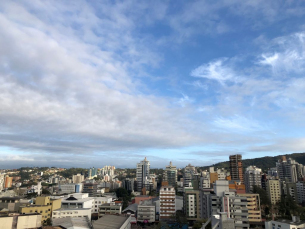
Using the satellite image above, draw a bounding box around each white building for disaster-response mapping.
[92,196,112,213]
[27,182,42,195]
[200,171,210,189]
[265,217,305,229]
[244,166,262,193]
[61,193,94,210]
[137,201,155,223]
[52,208,92,220]
[0,174,5,191]
[59,183,83,194]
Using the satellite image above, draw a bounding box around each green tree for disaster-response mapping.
[42,189,51,195]
[115,187,129,199]
[193,219,211,229]
[253,185,271,206]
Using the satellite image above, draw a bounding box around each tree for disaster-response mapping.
[277,195,299,218]
[42,189,51,195]
[43,218,52,226]
[115,187,129,199]
[253,185,271,206]
[193,219,211,229]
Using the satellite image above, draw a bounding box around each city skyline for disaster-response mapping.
[1,1,305,169]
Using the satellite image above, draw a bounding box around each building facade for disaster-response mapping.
[266,179,281,205]
[136,157,150,192]
[229,154,243,183]
[163,162,177,187]
[159,186,175,219]
[244,166,262,193]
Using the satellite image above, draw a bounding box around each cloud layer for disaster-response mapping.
[1,1,305,168]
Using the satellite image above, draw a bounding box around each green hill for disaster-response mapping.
[198,152,305,173]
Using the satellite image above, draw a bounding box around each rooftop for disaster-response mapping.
[272,219,305,226]
[53,216,91,229]
[122,203,138,213]
[93,215,130,229]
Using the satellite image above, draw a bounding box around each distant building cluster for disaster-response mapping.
[1,154,305,228]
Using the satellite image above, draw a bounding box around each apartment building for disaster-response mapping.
[266,180,281,205]
[83,182,98,197]
[159,186,175,219]
[60,183,83,194]
[163,162,177,187]
[92,196,112,213]
[137,201,155,223]
[99,203,122,216]
[19,196,61,224]
[52,208,92,220]
[244,166,262,193]
[72,174,84,183]
[230,154,244,183]
[184,187,200,221]
[136,157,150,192]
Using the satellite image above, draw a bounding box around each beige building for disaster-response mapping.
[19,196,61,224]
[238,193,262,223]
[99,203,122,216]
[0,213,42,229]
[266,180,281,205]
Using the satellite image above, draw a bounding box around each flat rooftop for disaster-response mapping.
[93,215,130,229]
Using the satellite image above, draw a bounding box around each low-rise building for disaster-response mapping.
[19,196,61,224]
[59,183,83,194]
[137,201,155,223]
[61,193,94,209]
[92,196,112,213]
[99,203,122,216]
[265,216,305,229]
[52,208,92,221]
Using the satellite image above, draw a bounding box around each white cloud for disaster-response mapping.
[259,32,305,75]
[191,58,241,85]
[213,115,265,133]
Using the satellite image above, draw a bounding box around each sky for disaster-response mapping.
[1,0,305,169]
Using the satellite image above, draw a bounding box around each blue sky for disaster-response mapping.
[1,0,305,169]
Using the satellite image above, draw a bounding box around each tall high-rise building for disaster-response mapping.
[266,179,281,205]
[72,174,84,183]
[101,166,115,176]
[184,164,196,187]
[244,166,262,193]
[123,178,134,192]
[229,154,244,183]
[4,176,13,188]
[163,162,177,187]
[184,188,200,221]
[136,157,150,191]
[276,157,300,182]
[88,167,98,178]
